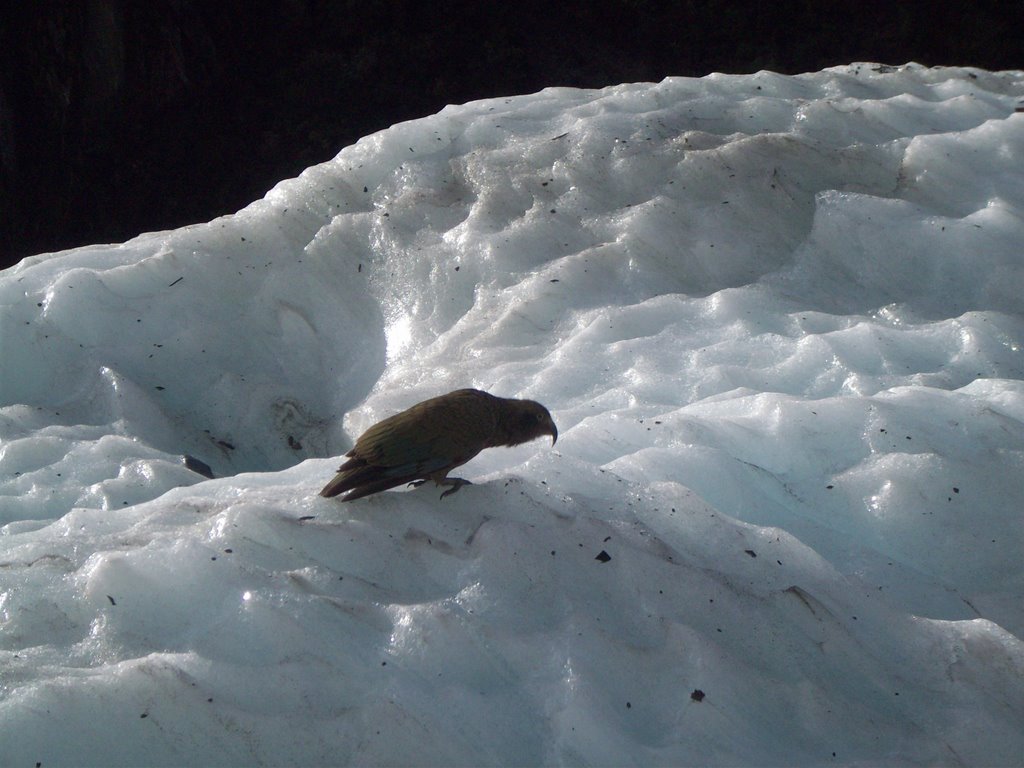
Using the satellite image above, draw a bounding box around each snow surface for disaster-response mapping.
[2,63,1024,766]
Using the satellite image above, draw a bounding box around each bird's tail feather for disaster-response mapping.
[333,472,421,502]
[319,472,356,498]
[320,461,426,500]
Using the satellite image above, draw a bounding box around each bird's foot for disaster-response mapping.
[439,477,472,499]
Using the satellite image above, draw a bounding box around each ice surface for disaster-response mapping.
[2,63,1024,765]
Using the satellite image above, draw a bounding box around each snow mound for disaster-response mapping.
[2,63,1024,765]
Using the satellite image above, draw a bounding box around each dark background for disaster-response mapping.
[1,0,1020,268]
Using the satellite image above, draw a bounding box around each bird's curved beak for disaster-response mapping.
[548,419,558,445]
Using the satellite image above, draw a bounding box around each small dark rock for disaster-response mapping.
[183,454,215,479]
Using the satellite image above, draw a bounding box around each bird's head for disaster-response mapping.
[503,399,558,447]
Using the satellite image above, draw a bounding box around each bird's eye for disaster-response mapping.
[536,413,544,421]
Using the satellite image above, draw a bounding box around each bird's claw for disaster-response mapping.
[439,478,472,499]
[407,477,471,498]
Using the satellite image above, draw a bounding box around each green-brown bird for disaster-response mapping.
[320,388,558,501]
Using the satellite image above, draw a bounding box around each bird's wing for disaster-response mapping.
[352,389,498,469]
